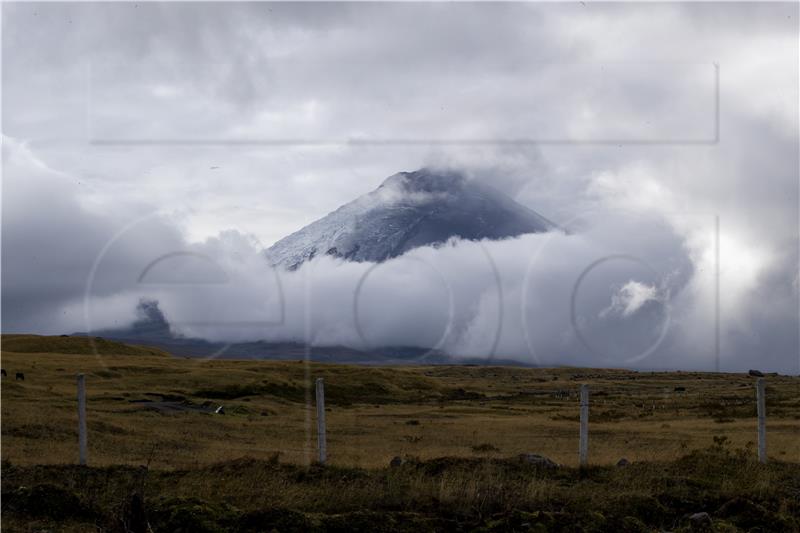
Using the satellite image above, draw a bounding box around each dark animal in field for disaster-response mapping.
[15,372,25,381]
[1,369,6,377]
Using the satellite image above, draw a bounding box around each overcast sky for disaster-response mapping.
[2,2,798,372]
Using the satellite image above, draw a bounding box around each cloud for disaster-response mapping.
[600,281,662,319]
[132,220,692,369]
[1,136,185,333]
[3,130,797,372]
[1,3,797,373]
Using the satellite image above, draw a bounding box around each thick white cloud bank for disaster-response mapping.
[2,2,798,373]
[4,132,796,372]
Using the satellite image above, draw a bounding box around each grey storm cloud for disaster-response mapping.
[1,2,798,373]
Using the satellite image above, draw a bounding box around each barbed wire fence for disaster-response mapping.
[72,373,773,469]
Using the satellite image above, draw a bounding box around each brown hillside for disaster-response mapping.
[0,334,169,357]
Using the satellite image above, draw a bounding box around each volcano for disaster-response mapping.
[266,168,557,270]
[76,169,557,363]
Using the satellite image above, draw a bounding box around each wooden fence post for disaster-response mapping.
[579,384,589,467]
[316,378,327,464]
[77,374,88,465]
[756,378,766,463]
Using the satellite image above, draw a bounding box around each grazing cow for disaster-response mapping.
[1,369,7,377]
[15,372,24,381]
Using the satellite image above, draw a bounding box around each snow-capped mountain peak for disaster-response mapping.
[266,168,557,270]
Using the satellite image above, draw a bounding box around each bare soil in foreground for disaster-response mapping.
[2,335,799,531]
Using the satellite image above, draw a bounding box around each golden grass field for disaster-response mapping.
[2,335,800,532]
[2,335,798,470]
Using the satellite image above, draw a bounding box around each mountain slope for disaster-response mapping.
[266,168,557,270]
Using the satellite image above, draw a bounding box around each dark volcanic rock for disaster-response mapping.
[517,453,558,469]
[688,511,713,530]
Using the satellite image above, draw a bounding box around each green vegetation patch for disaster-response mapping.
[194,381,305,401]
